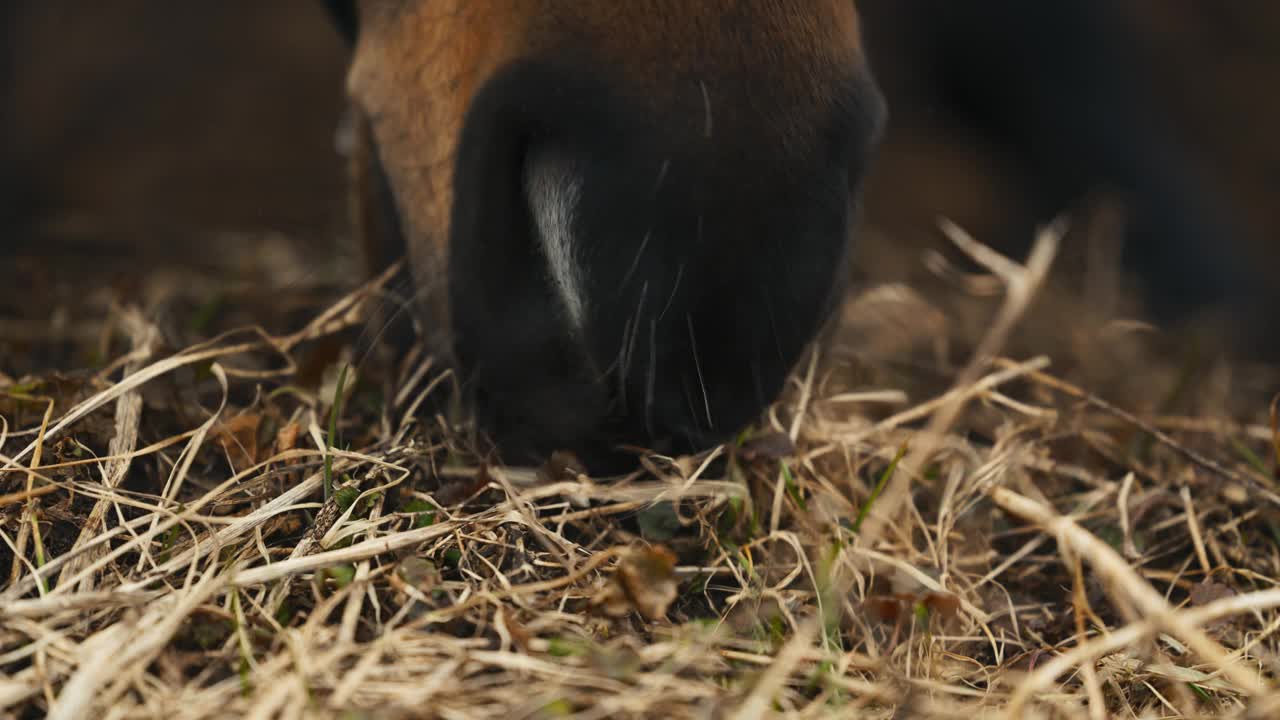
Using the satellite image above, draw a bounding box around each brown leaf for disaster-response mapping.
[865,593,912,624]
[214,413,261,473]
[725,596,787,634]
[1190,579,1238,633]
[397,556,441,593]
[539,450,587,482]
[865,590,961,624]
[921,591,962,620]
[638,452,696,481]
[590,545,679,621]
[497,608,533,652]
[1189,579,1236,607]
[275,421,301,456]
[586,642,644,680]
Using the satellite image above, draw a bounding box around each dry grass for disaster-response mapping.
[4,225,1280,719]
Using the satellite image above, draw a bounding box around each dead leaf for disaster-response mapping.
[275,421,301,456]
[397,556,441,594]
[590,545,679,621]
[865,591,961,625]
[921,591,961,619]
[1190,579,1236,607]
[866,594,909,624]
[497,608,533,651]
[586,642,644,680]
[539,450,587,482]
[725,596,787,634]
[214,413,261,473]
[638,452,696,481]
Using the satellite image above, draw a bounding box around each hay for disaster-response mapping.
[3,225,1279,719]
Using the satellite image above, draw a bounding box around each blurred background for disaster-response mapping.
[1,0,1277,372]
[2,0,347,243]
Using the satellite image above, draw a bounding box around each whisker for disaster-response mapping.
[351,285,416,365]
[623,281,649,384]
[652,157,672,194]
[610,315,633,412]
[681,373,701,435]
[618,230,652,291]
[610,280,649,412]
[687,313,713,429]
[657,263,684,323]
[762,291,785,364]
[699,80,714,139]
[644,318,658,439]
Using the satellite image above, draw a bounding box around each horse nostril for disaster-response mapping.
[446,58,868,467]
[446,65,621,466]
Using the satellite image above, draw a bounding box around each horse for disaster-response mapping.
[324,1,885,470]
[320,0,1266,471]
